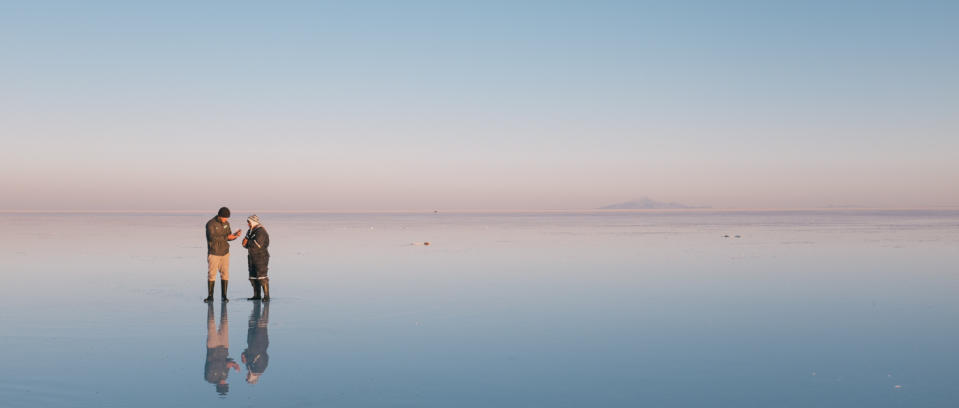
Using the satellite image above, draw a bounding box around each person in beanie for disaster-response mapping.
[242,214,271,301]
[205,207,242,302]
[242,301,270,384]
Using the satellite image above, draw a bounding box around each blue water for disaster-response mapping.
[2,211,958,407]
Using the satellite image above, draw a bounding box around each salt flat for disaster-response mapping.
[1,211,958,407]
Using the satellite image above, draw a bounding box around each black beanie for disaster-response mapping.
[217,207,231,218]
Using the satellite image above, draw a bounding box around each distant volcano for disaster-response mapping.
[599,197,706,210]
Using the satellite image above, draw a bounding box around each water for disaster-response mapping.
[2,211,958,407]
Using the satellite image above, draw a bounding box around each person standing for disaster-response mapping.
[242,214,271,301]
[206,207,242,303]
[241,301,270,384]
[204,302,240,395]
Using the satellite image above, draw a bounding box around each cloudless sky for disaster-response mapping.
[2,0,957,210]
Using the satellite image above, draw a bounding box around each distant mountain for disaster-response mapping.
[823,204,867,209]
[599,197,705,210]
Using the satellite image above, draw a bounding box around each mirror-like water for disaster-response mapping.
[2,211,958,407]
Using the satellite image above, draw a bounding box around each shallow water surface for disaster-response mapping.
[2,211,958,407]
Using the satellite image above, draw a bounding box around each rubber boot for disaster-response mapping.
[203,281,215,303]
[261,278,270,302]
[221,280,229,302]
[247,279,261,301]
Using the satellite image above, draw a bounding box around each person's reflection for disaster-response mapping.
[204,302,240,395]
[242,301,270,384]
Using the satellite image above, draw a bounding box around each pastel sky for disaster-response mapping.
[2,0,957,210]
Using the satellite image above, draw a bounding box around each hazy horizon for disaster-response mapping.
[3,206,959,214]
[2,1,957,211]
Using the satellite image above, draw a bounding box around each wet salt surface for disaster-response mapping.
[1,210,958,407]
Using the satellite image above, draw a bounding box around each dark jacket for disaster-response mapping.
[206,217,232,256]
[243,304,270,374]
[205,346,235,384]
[243,226,270,277]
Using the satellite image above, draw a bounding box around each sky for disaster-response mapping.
[1,0,957,211]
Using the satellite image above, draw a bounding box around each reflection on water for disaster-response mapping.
[242,302,270,384]
[2,211,959,407]
[204,302,239,396]
[204,301,272,395]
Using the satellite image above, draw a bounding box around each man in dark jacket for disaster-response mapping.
[242,301,270,384]
[242,214,271,301]
[205,302,240,395]
[205,207,242,302]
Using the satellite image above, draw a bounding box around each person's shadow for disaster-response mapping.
[204,302,240,396]
[242,301,270,384]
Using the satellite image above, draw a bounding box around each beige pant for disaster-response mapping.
[208,254,230,281]
[207,312,229,348]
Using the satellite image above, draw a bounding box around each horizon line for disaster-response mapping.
[2,207,959,214]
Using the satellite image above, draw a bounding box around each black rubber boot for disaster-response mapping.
[261,278,270,302]
[221,280,229,302]
[247,279,261,301]
[203,281,215,303]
